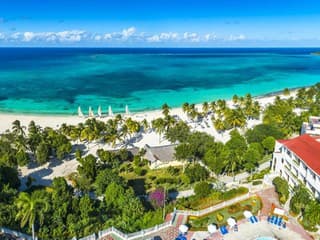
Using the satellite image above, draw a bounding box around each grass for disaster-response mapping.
[187,196,262,231]
[176,187,249,210]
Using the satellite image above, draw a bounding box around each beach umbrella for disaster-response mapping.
[88,106,94,117]
[227,217,237,227]
[125,104,130,115]
[108,105,113,117]
[78,106,84,118]
[178,224,188,234]
[207,224,218,234]
[243,210,253,219]
[97,106,102,117]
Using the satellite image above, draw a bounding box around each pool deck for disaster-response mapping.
[101,187,314,240]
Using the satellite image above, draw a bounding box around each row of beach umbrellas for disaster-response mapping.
[177,210,257,238]
[78,105,130,118]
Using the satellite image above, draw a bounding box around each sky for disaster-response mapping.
[0,0,320,47]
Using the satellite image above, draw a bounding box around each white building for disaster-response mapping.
[301,116,320,136]
[272,134,320,198]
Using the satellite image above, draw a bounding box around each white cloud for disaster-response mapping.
[0,28,251,45]
[147,35,160,42]
[147,32,179,42]
[121,27,136,39]
[94,35,102,41]
[183,32,200,42]
[23,32,35,42]
[227,34,246,41]
[204,33,217,41]
[7,30,87,43]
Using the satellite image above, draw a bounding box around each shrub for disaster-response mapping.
[149,188,165,208]
[134,167,146,176]
[216,212,224,222]
[194,182,211,198]
[228,203,241,214]
[252,180,262,185]
[243,204,253,211]
[166,166,180,176]
[272,177,289,204]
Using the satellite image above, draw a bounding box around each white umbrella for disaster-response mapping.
[207,224,218,234]
[88,106,94,117]
[97,106,102,117]
[243,210,253,219]
[178,224,188,234]
[78,106,84,118]
[227,218,237,227]
[125,104,130,115]
[108,105,113,117]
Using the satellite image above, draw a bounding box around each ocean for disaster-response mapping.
[0,47,320,115]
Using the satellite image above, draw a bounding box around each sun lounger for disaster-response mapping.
[220,226,228,235]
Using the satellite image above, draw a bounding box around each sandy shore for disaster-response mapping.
[0,90,297,189]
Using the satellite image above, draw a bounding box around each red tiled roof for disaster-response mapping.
[278,134,320,175]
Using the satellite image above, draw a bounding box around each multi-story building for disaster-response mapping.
[272,134,320,198]
[301,116,320,136]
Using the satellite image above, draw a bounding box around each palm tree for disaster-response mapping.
[141,118,149,132]
[152,118,165,143]
[202,102,209,116]
[12,120,26,137]
[232,94,239,106]
[182,102,190,114]
[15,192,49,240]
[210,101,217,112]
[161,103,170,117]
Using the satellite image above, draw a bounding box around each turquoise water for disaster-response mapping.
[0,48,320,115]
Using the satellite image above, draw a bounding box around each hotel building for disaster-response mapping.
[272,134,320,198]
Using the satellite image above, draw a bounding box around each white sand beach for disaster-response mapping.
[0,90,297,188]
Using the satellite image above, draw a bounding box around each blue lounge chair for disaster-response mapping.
[220,225,228,235]
[253,216,258,223]
[249,216,255,223]
[282,222,286,229]
[277,218,282,226]
[270,216,275,224]
[267,216,271,223]
[175,234,187,240]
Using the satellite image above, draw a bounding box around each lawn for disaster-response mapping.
[187,196,262,231]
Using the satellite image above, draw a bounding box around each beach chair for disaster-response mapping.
[253,216,258,223]
[220,226,228,235]
[233,224,238,232]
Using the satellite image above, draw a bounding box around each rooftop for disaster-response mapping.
[279,134,320,175]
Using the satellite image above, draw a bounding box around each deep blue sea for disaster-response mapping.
[0,48,320,115]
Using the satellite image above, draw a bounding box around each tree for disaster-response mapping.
[77,154,98,183]
[161,103,170,117]
[184,164,209,183]
[272,177,289,204]
[165,121,190,143]
[94,169,124,196]
[303,200,320,228]
[290,185,311,215]
[35,141,49,165]
[262,136,276,154]
[194,182,211,198]
[203,143,229,175]
[15,191,49,240]
[151,118,165,143]
[225,130,247,178]
[245,124,284,144]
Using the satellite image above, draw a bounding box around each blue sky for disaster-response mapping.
[1,0,320,47]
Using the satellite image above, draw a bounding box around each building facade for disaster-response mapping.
[272,134,320,198]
